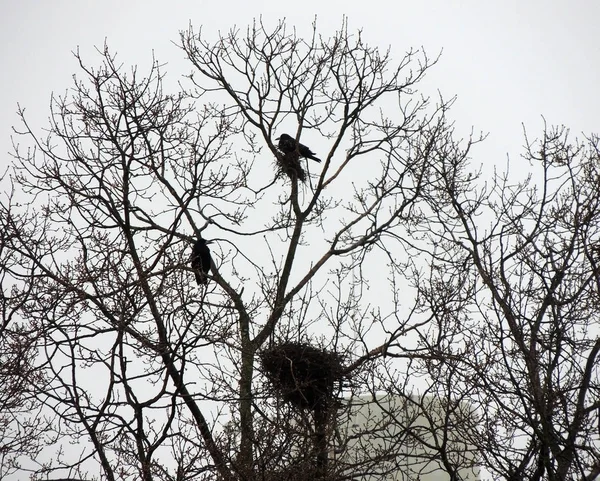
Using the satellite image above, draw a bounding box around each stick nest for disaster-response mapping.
[276,151,306,183]
[263,461,324,481]
[260,342,344,410]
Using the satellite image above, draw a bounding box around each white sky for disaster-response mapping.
[1,0,598,170]
[1,1,598,372]
[1,0,598,386]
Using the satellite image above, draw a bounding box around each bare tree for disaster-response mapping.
[0,174,53,479]
[2,17,599,481]
[406,124,600,481]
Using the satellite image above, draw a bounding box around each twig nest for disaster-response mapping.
[262,461,321,481]
[260,342,343,410]
[276,151,306,183]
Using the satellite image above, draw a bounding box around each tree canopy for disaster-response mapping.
[1,19,600,481]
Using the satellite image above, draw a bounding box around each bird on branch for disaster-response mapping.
[276,133,322,163]
[190,236,213,285]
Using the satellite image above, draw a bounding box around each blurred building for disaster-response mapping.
[333,394,480,481]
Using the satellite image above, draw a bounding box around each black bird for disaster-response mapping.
[190,237,213,285]
[276,133,322,163]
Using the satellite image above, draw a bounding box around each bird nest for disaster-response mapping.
[260,342,344,410]
[276,151,306,183]
[261,461,325,481]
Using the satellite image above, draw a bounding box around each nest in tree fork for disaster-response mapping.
[262,461,322,481]
[260,342,344,410]
[276,151,306,183]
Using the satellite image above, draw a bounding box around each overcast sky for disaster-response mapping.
[0,3,597,476]
[1,0,598,170]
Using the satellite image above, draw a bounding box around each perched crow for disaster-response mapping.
[276,133,321,163]
[190,237,213,285]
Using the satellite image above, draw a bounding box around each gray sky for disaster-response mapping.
[1,1,598,352]
[2,0,598,169]
[2,0,598,355]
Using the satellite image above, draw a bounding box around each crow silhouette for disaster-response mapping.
[276,133,321,163]
[191,237,213,285]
